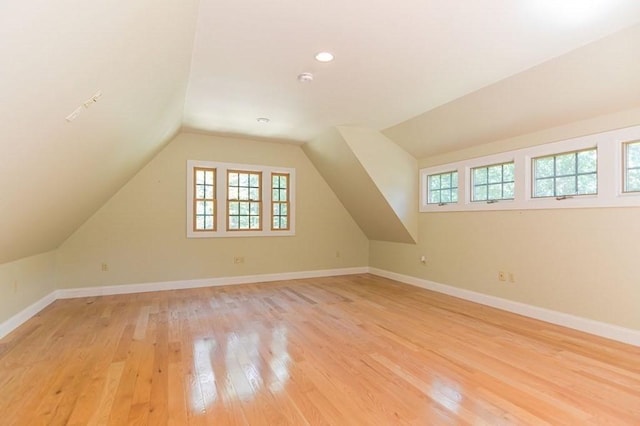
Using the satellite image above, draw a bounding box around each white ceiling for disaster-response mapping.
[183,0,640,142]
[2,0,640,264]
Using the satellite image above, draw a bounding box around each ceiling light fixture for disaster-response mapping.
[297,72,314,83]
[256,117,270,123]
[315,52,334,62]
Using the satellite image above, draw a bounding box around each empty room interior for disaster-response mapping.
[2,0,640,424]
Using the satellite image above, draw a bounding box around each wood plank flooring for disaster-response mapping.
[0,274,639,425]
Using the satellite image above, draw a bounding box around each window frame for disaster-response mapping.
[419,124,640,212]
[226,169,263,232]
[271,172,291,231]
[187,160,295,238]
[426,170,458,205]
[531,147,598,199]
[623,140,640,193]
[470,161,515,203]
[192,167,217,232]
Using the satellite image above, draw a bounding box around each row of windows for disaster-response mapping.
[427,146,611,204]
[421,125,640,212]
[188,161,295,237]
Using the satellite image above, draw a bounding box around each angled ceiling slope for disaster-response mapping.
[385,22,640,158]
[183,0,640,143]
[0,0,200,264]
[304,127,418,244]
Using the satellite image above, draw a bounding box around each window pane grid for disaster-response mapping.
[472,162,515,202]
[624,141,640,193]
[271,173,290,230]
[533,148,597,198]
[227,170,262,231]
[427,171,458,204]
[193,167,216,231]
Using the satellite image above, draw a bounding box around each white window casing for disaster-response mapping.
[420,125,640,212]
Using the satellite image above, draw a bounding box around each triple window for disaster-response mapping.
[187,161,295,237]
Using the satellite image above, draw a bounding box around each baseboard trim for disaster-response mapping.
[1,267,367,339]
[370,267,640,347]
[4,266,637,348]
[0,291,58,340]
[57,267,369,299]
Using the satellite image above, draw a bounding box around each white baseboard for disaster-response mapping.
[56,266,368,299]
[370,267,640,347]
[4,266,638,348]
[0,291,58,340]
[0,266,368,340]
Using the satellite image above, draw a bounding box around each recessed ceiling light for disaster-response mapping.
[297,72,314,83]
[256,117,270,123]
[315,52,334,62]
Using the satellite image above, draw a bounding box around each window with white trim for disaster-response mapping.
[427,171,458,204]
[419,124,640,212]
[532,148,597,198]
[623,141,640,193]
[471,162,514,202]
[187,161,295,237]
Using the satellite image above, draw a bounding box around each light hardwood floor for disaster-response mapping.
[0,274,639,425]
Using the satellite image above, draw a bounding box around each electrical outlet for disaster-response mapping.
[498,271,506,281]
[101,263,109,272]
[509,273,515,283]
[233,256,245,264]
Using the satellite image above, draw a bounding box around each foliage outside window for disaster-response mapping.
[193,167,216,231]
[187,161,295,238]
[533,149,597,198]
[272,173,290,230]
[227,170,262,231]
[427,171,458,204]
[472,162,515,202]
[624,141,640,193]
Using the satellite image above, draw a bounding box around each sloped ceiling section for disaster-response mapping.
[303,127,417,244]
[0,0,200,264]
[385,23,640,158]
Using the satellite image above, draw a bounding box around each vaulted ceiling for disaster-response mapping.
[2,0,640,264]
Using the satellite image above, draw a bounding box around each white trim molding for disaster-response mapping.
[0,267,367,339]
[4,266,638,348]
[420,124,640,212]
[186,160,296,238]
[0,292,57,340]
[370,267,640,347]
[57,267,367,299]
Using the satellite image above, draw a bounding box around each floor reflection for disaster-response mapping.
[191,338,218,413]
[190,325,290,411]
[429,378,463,414]
[268,326,290,393]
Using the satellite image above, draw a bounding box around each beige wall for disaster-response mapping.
[56,132,369,288]
[337,126,418,242]
[371,108,640,330]
[0,251,56,325]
